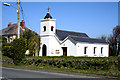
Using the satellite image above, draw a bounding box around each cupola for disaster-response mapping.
[44,7,52,19]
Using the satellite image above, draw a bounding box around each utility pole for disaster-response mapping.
[17,0,20,38]
[3,1,20,38]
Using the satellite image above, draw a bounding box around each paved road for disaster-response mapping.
[2,67,118,80]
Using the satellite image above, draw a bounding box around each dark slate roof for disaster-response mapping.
[1,23,24,36]
[1,23,39,36]
[70,36,107,44]
[2,23,17,35]
[44,12,52,19]
[55,29,107,44]
[56,29,89,41]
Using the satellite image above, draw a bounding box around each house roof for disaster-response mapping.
[2,23,19,35]
[56,29,89,41]
[56,29,107,44]
[1,23,39,36]
[70,36,108,44]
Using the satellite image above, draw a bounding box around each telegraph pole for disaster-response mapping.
[3,1,20,38]
[17,0,20,38]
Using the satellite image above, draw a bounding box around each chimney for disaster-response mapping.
[20,20,25,29]
[8,22,12,27]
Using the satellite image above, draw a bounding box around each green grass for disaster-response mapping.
[25,56,119,61]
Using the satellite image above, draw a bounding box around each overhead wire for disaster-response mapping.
[20,0,33,29]
[20,3,24,20]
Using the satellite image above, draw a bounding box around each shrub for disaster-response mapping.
[2,46,13,58]
[10,38,27,64]
[35,59,43,66]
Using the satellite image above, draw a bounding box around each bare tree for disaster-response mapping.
[98,35,107,41]
[99,26,120,56]
[113,26,120,56]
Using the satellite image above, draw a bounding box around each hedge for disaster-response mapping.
[20,57,119,71]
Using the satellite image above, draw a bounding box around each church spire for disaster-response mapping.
[44,7,52,19]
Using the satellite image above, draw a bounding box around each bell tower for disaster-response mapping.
[40,8,56,36]
[40,8,57,56]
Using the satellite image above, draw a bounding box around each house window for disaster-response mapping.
[51,26,54,31]
[84,47,87,54]
[101,47,103,54]
[43,26,46,31]
[8,35,10,43]
[94,47,96,54]
[56,50,60,54]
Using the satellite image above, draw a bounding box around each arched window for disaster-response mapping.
[43,26,46,31]
[51,26,54,31]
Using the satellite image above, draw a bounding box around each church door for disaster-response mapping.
[42,44,47,56]
[62,47,67,56]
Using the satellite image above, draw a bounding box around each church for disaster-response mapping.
[39,10,109,57]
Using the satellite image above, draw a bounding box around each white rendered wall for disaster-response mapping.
[48,36,63,56]
[40,19,63,56]
[10,35,16,42]
[61,39,77,56]
[76,42,109,57]
[61,39,109,57]
[40,35,109,57]
[39,36,50,56]
[40,35,63,56]
[40,19,56,36]
[4,35,16,43]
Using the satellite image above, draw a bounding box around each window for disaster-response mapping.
[56,50,60,54]
[51,26,54,31]
[43,26,46,31]
[94,47,96,54]
[84,47,87,54]
[101,47,103,54]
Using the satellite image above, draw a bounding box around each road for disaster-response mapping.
[2,67,118,80]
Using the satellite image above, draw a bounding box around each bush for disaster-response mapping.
[2,56,14,64]
[11,38,27,63]
[2,38,27,64]
[2,46,13,57]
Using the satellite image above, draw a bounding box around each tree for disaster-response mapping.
[99,26,120,56]
[106,26,120,56]
[2,44,13,58]
[2,36,7,44]
[22,30,34,49]
[28,35,40,56]
[98,35,107,41]
[2,36,12,57]
[22,30,41,56]
[107,34,115,56]
[113,26,120,56]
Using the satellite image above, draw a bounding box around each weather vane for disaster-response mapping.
[47,7,50,12]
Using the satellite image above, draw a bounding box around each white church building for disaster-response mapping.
[39,10,109,57]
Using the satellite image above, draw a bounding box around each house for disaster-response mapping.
[1,20,39,42]
[1,20,40,56]
[39,10,109,57]
[2,20,25,43]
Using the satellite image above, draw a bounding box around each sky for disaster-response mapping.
[1,2,118,38]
